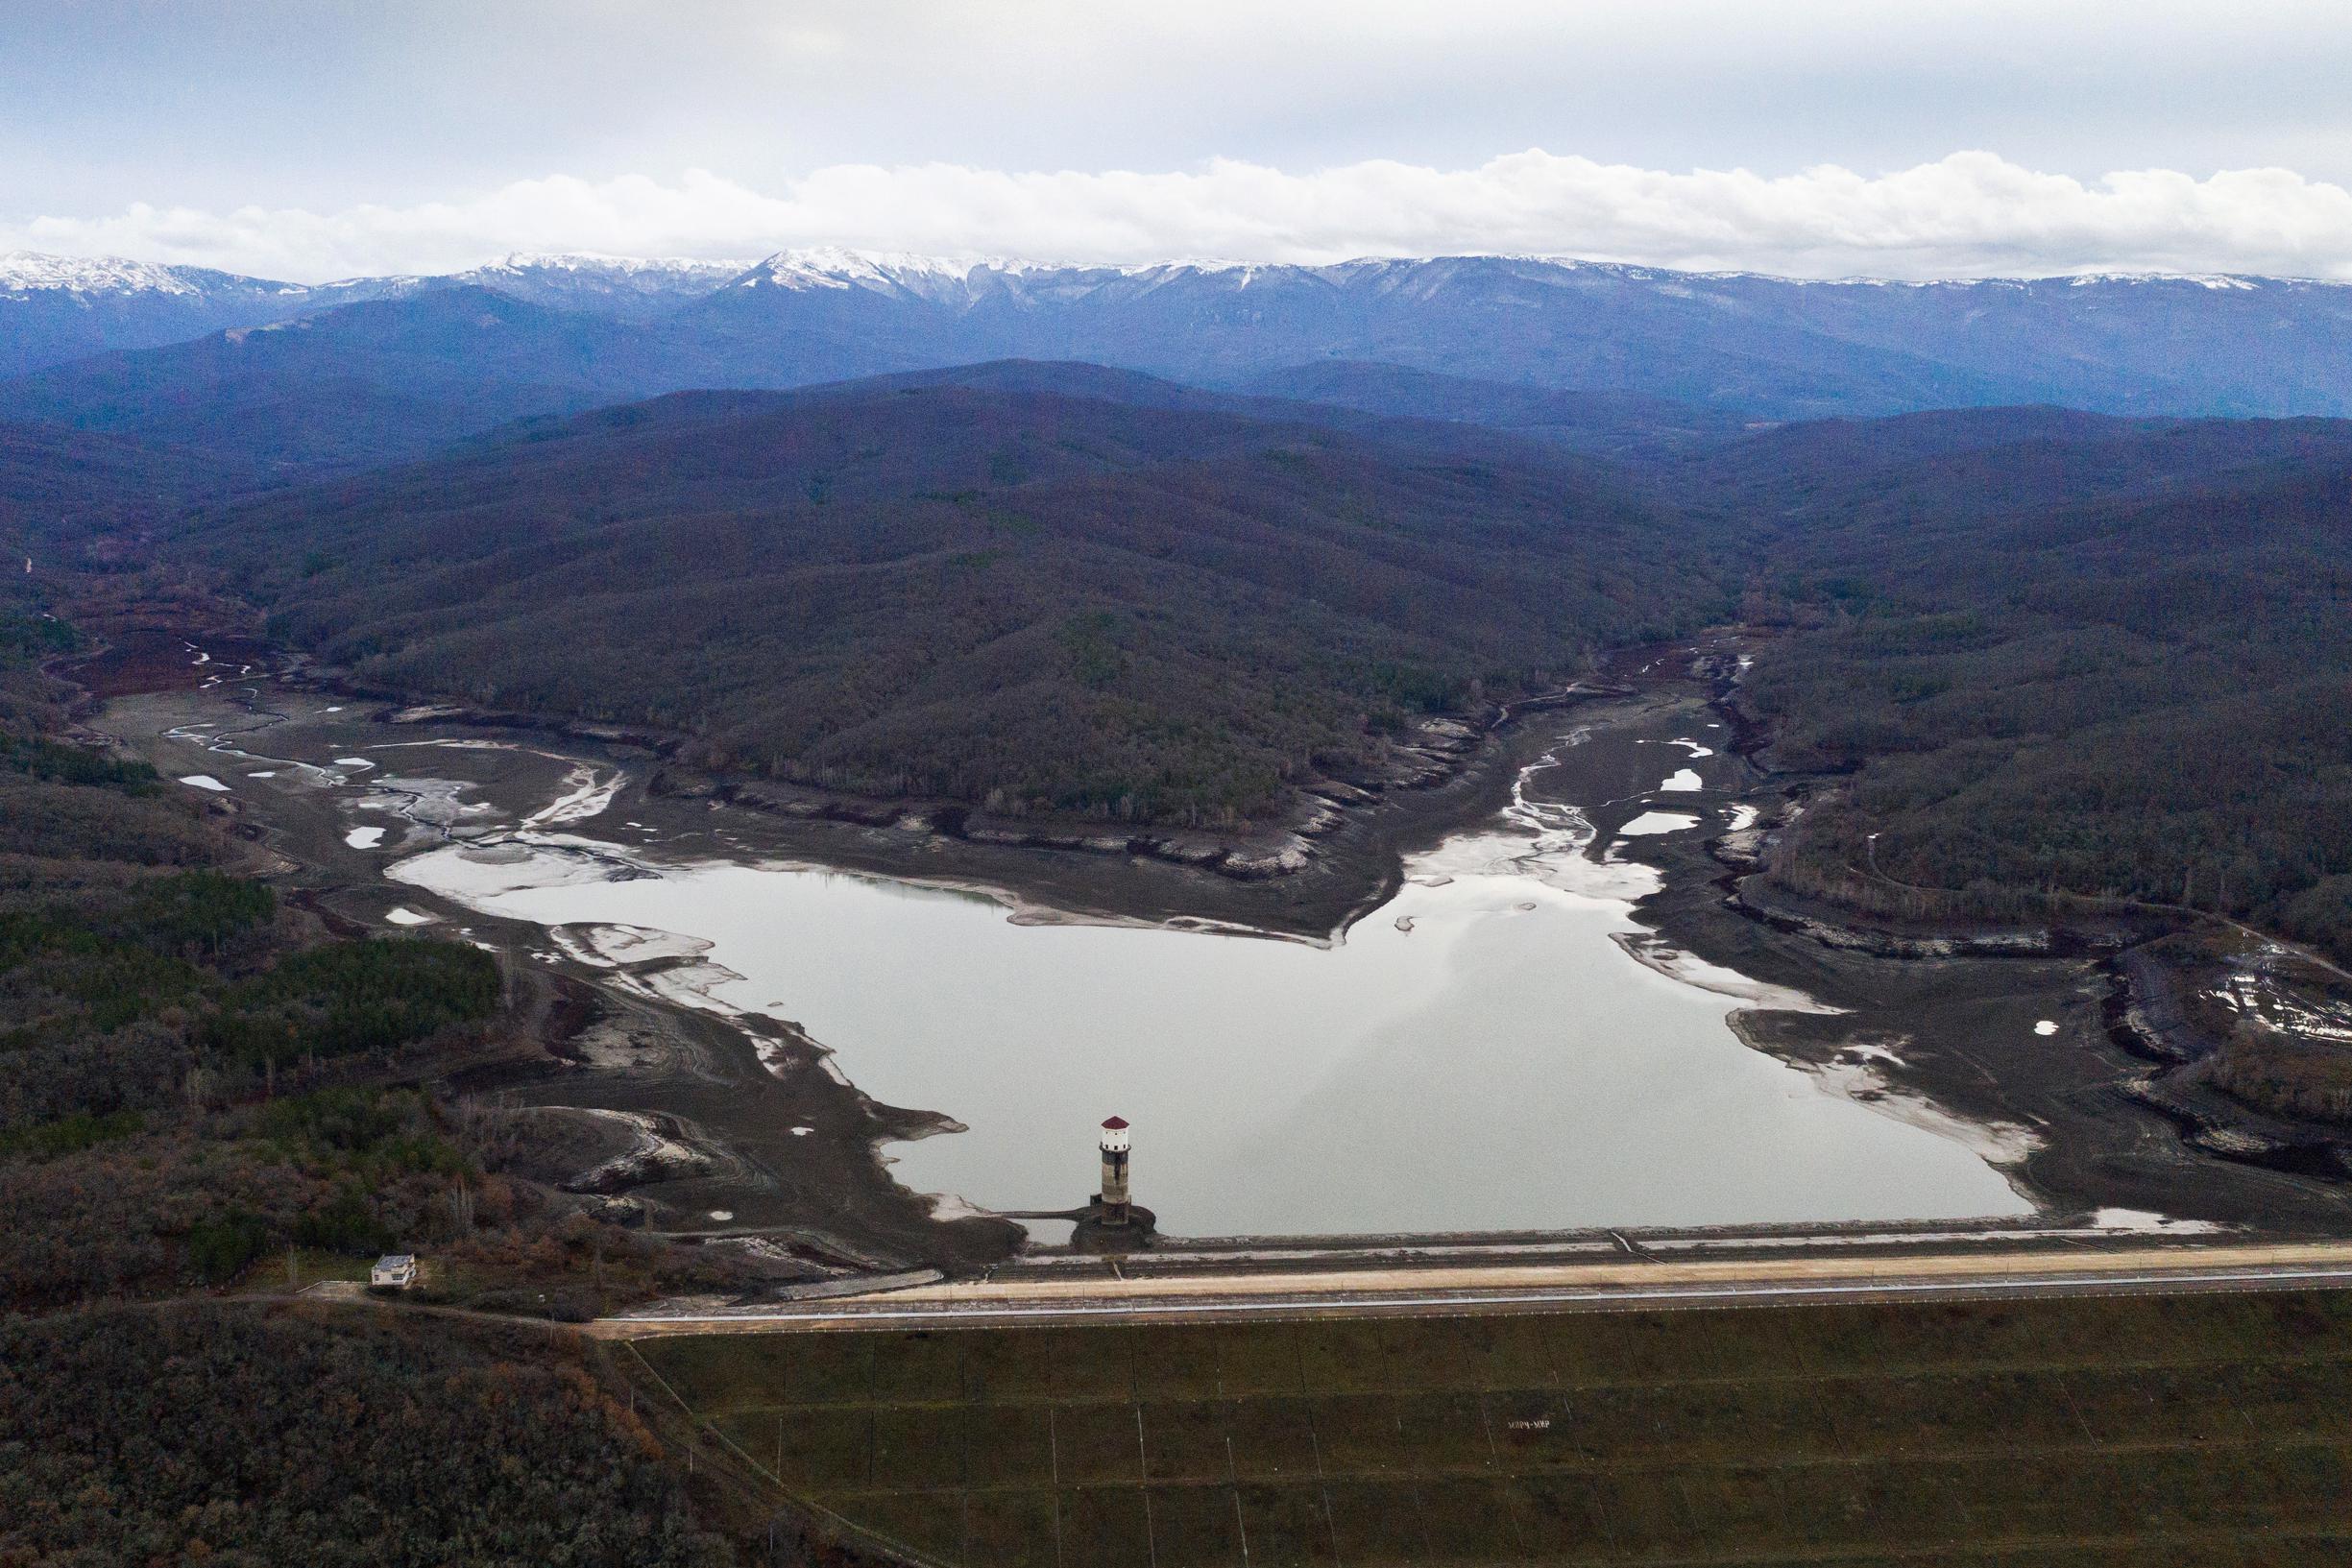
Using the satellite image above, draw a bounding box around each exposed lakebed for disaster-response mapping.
[101,638,2352,1247]
[386,725,2033,1238]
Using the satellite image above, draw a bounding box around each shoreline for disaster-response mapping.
[381,673,2042,1242]
[261,633,1627,946]
[80,631,2352,1278]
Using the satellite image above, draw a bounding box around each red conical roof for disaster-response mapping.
[1101,1116,1129,1129]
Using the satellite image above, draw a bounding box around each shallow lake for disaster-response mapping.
[394,743,2031,1240]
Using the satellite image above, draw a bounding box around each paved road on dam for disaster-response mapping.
[591,1239,2352,1336]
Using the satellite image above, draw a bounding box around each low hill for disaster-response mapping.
[740,359,1609,470]
[189,374,1734,824]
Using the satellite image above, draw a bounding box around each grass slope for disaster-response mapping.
[640,1288,2352,1567]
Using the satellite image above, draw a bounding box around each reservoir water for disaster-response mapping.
[394,749,2031,1239]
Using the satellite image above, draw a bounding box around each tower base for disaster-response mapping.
[1072,1198,1157,1252]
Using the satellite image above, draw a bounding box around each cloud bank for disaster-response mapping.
[12,151,2352,284]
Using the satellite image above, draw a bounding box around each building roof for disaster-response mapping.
[1101,1116,1128,1130]
[376,1254,416,1268]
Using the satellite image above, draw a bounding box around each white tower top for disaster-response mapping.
[1100,1116,1130,1153]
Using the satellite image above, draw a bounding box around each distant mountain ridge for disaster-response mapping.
[677,253,2352,419]
[0,285,737,468]
[0,252,745,375]
[10,249,2352,444]
[2,254,328,378]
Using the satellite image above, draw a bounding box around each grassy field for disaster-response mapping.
[634,1290,2352,1565]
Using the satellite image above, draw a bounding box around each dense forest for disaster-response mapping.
[0,579,772,1318]
[194,373,1740,825]
[17,374,2339,954]
[156,380,2352,942]
[1712,413,2352,964]
[0,1305,731,1567]
[0,598,523,1308]
[1241,360,1752,461]
[1,418,258,556]
[0,578,807,1554]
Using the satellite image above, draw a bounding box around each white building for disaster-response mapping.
[370,1253,418,1290]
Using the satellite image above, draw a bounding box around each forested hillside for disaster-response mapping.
[0,520,805,1555]
[0,420,263,556]
[0,1306,731,1566]
[0,598,515,1308]
[1722,414,2352,962]
[155,377,2352,940]
[20,363,2344,952]
[193,374,1736,824]
[1242,361,1756,460]
[0,579,775,1319]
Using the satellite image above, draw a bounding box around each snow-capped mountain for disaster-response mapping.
[680,251,2352,419]
[446,254,753,320]
[726,248,1000,300]
[0,254,336,376]
[8,246,2352,422]
[0,252,751,374]
[2,253,239,298]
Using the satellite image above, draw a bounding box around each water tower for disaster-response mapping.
[1097,1116,1131,1226]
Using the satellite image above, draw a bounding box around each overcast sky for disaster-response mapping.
[5,0,2352,280]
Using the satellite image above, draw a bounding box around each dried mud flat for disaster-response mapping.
[81,635,2352,1278]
